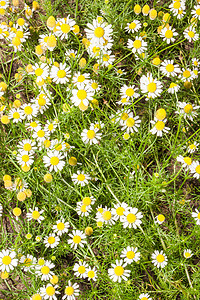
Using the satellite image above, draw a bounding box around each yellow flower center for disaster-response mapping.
[2,256,11,265]
[141,298,148,300]
[16,30,23,38]
[147,82,157,93]
[126,88,134,97]
[166,64,174,72]
[38,258,45,266]
[157,214,165,222]
[23,143,32,151]
[17,18,25,26]
[81,205,87,212]
[121,98,128,103]
[183,70,190,78]
[22,154,29,162]
[188,31,195,38]
[65,287,74,296]
[78,265,85,273]
[32,294,42,300]
[87,130,96,139]
[50,157,59,165]
[32,211,40,219]
[57,222,65,230]
[13,207,21,216]
[77,90,87,100]
[46,286,55,296]
[197,212,200,220]
[41,266,50,274]
[77,75,85,82]
[129,22,136,29]
[73,235,81,244]
[24,258,32,266]
[126,117,135,127]
[47,35,57,48]
[24,106,33,115]
[57,70,66,78]
[13,112,20,119]
[103,211,112,220]
[88,270,95,278]
[133,39,142,49]
[61,23,70,33]
[91,82,98,89]
[189,144,196,150]
[12,37,21,46]
[82,197,91,206]
[165,30,173,39]
[169,82,177,88]
[0,1,6,5]
[121,112,129,121]
[184,104,193,114]
[184,252,191,258]
[183,157,192,165]
[155,121,165,131]
[94,27,104,38]
[173,2,180,9]
[38,97,46,106]
[77,174,85,181]
[116,207,125,216]
[126,213,136,223]
[35,68,43,76]
[196,8,200,15]
[126,251,135,259]
[48,236,55,244]
[114,266,124,276]
[37,130,45,138]
[156,254,165,263]
[155,108,166,120]
[195,165,200,174]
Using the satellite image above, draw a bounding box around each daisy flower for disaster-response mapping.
[30,293,42,300]
[81,126,102,145]
[85,18,113,47]
[177,155,192,171]
[127,36,147,54]
[73,260,89,279]
[26,207,45,223]
[190,160,200,179]
[17,139,37,153]
[32,127,49,143]
[160,59,181,77]
[160,25,178,44]
[125,20,141,33]
[192,58,199,68]
[44,120,58,134]
[120,207,143,229]
[120,84,140,100]
[68,230,87,250]
[16,150,35,167]
[187,142,199,153]
[97,51,115,67]
[32,63,49,81]
[150,119,170,137]
[120,246,140,265]
[40,284,60,300]
[140,73,163,99]
[71,83,95,107]
[138,293,152,300]
[121,113,141,134]
[44,233,60,249]
[43,150,65,172]
[179,68,195,82]
[72,72,90,86]
[52,218,70,236]
[89,80,101,93]
[20,254,37,272]
[55,16,76,40]
[46,35,57,52]
[71,170,91,186]
[33,92,52,113]
[175,102,199,121]
[82,196,96,206]
[169,1,185,16]
[86,266,98,281]
[183,26,199,42]
[183,249,193,259]
[116,97,130,106]
[192,209,200,225]
[167,82,180,94]
[191,5,200,20]
[108,260,131,283]
[36,260,55,281]
[96,206,115,225]
[0,249,18,272]
[76,202,92,217]
[155,214,165,224]
[21,103,38,120]
[50,63,71,84]
[152,250,168,268]
[111,202,129,221]
[62,281,80,300]
[8,108,24,123]
[26,120,41,131]
[65,49,79,60]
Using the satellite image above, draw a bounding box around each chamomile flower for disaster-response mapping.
[32,63,49,81]
[43,150,65,172]
[96,206,115,225]
[62,281,80,300]
[111,202,129,221]
[44,120,58,134]
[81,126,102,145]
[169,1,185,16]
[191,5,200,20]
[140,73,163,99]
[120,207,143,229]
[40,284,60,300]
[121,113,141,133]
[154,108,166,121]
[120,246,140,265]
[72,72,90,86]
[82,196,96,206]
[127,36,147,54]
[34,92,52,113]
[71,83,95,107]
[36,260,55,281]
[16,150,35,167]
[138,293,152,300]
[32,127,49,143]
[183,249,193,259]
[30,293,42,300]
[160,59,181,77]
[155,214,165,224]
[52,219,69,236]
[120,84,140,100]
[152,250,168,268]
[65,49,79,60]
[55,16,76,40]
[44,233,60,248]
[26,207,45,223]
[68,230,87,250]
[179,68,195,82]
[71,170,91,186]
[98,51,115,67]
[85,18,113,47]
[89,80,101,92]
[167,82,180,94]
[76,202,92,217]
[73,260,89,278]
[125,20,141,33]
[26,120,41,131]
[86,266,98,281]
[8,108,24,123]
[190,160,200,179]
[108,260,131,283]
[176,102,199,121]
[150,119,170,137]
[116,97,130,106]
[50,63,71,84]
[20,254,37,272]
[21,104,38,120]
[192,58,199,68]
[187,142,199,153]
[177,155,192,171]
[17,139,37,153]
[0,249,18,272]
[184,26,199,42]
[160,25,178,44]
[9,36,23,52]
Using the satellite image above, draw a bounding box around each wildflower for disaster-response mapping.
[13,207,21,220]
[190,160,200,179]
[65,49,79,60]
[149,8,157,20]
[86,266,98,281]
[85,227,93,236]
[167,82,180,94]
[120,207,143,229]
[154,108,166,121]
[68,230,87,250]
[98,51,115,67]
[191,5,200,20]
[192,209,200,225]
[17,139,37,153]
[160,59,181,77]
[76,202,92,217]
[150,119,170,137]
[160,25,178,44]
[32,63,49,81]
[26,120,41,131]
[152,250,168,268]
[26,207,44,223]
[183,26,199,42]
[43,150,65,172]
[73,260,89,278]
[52,219,70,236]
[21,103,38,120]
[0,249,18,272]
[71,83,95,107]
[138,293,152,300]
[50,63,71,84]
[81,125,102,145]
[179,68,195,82]
[20,254,37,272]
[120,84,140,100]
[25,233,32,239]
[36,260,55,281]
[140,73,163,99]
[142,4,150,16]
[30,293,42,300]
[85,18,113,47]
[96,206,115,225]
[192,58,199,68]
[62,281,80,300]
[175,102,199,121]
[8,108,24,123]
[127,36,147,55]
[108,259,131,283]
[120,246,140,265]
[155,214,165,224]
[33,92,52,114]
[183,249,193,259]
[177,155,192,171]
[125,20,141,33]
[169,1,185,16]
[72,72,90,86]
[111,202,129,221]
[40,284,60,299]
[46,35,57,51]
[16,151,35,167]
[71,170,91,186]
[82,196,96,206]
[120,112,141,134]
[55,16,76,40]
[44,233,60,248]
[134,4,141,15]
[187,142,199,153]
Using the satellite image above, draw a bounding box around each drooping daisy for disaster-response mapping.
[111,202,129,221]
[71,170,91,186]
[160,59,181,77]
[8,108,24,123]
[40,284,60,300]
[76,202,92,217]
[177,155,192,171]
[190,160,200,179]
[17,139,37,153]
[127,36,147,54]
[62,281,80,300]
[176,102,199,121]
[167,82,180,94]
[86,266,98,281]
[120,112,141,134]
[187,141,199,153]
[0,249,18,272]
[16,150,35,167]
[140,73,163,99]
[52,219,70,236]
[20,254,37,272]
[108,260,131,283]
[155,214,165,224]
[138,293,152,300]
[36,260,55,281]
[120,207,143,229]
[43,150,65,172]
[50,63,71,84]
[125,20,141,33]
[192,209,200,225]
[43,233,60,248]
[150,119,170,137]
[85,18,113,47]
[73,260,89,279]
[81,125,102,145]
[183,26,199,42]
[21,103,39,120]
[71,83,95,107]
[120,84,140,100]
[191,5,200,20]
[68,230,87,250]
[160,25,178,44]
[26,207,45,223]
[55,16,76,40]
[152,250,168,268]
[183,249,193,259]
[120,246,140,265]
